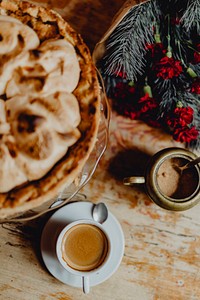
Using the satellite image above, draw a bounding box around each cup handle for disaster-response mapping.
[123,176,145,185]
[82,276,90,294]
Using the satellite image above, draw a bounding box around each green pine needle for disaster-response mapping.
[101,0,200,149]
[104,0,161,81]
[181,0,200,32]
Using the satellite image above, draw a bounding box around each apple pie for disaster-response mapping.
[0,0,100,218]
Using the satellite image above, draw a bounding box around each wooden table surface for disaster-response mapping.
[1,1,200,300]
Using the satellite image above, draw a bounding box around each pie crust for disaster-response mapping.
[0,0,100,218]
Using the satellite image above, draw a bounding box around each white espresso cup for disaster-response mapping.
[56,219,111,294]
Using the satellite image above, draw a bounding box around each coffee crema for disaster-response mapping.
[61,224,108,271]
[156,157,199,199]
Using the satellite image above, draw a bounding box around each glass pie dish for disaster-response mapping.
[0,77,110,223]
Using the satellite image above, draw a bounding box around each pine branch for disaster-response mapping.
[188,138,200,150]
[181,0,200,32]
[154,79,177,110]
[100,0,200,149]
[154,74,191,111]
[104,0,161,81]
[189,63,200,77]
[157,0,189,15]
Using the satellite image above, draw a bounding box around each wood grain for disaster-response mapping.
[1,1,200,300]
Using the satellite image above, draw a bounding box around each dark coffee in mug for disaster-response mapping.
[156,157,199,199]
[61,224,108,271]
[123,148,200,210]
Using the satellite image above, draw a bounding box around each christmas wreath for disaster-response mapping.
[99,0,200,148]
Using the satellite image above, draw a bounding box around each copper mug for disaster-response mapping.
[123,147,200,211]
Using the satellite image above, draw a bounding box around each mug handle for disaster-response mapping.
[123,176,145,185]
[83,276,90,294]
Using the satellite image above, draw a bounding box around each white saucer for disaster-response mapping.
[40,201,124,288]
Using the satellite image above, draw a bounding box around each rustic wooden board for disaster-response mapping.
[1,1,200,300]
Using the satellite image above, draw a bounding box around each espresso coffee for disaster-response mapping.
[61,224,108,271]
[156,157,199,199]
